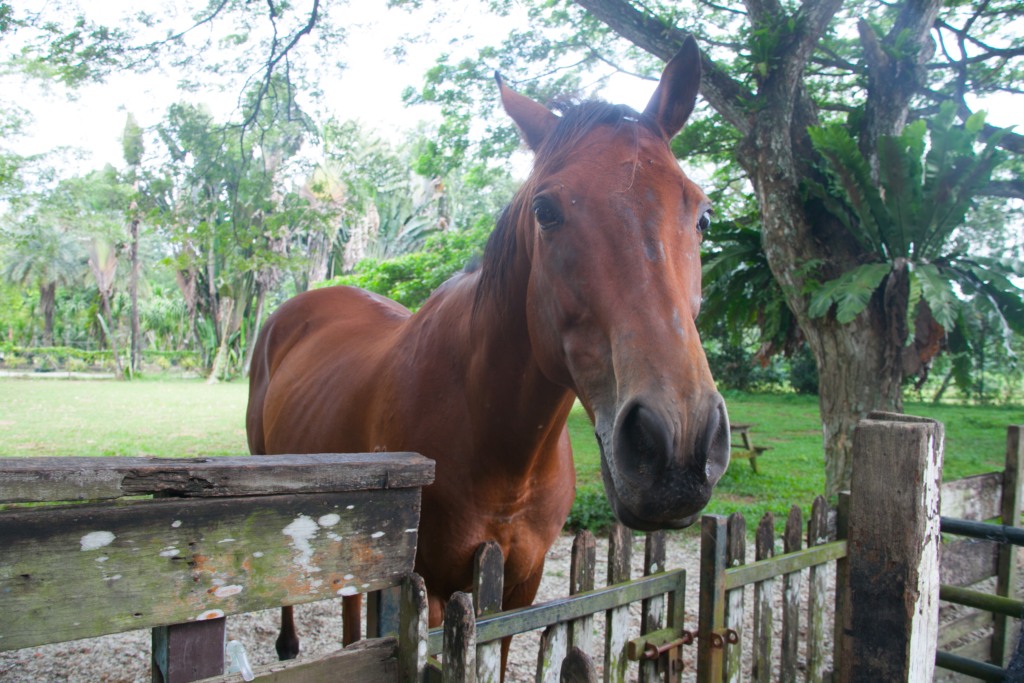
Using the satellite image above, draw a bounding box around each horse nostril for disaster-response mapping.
[616,403,672,478]
[700,393,731,484]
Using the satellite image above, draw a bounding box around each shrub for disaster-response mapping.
[565,484,617,533]
[789,345,819,395]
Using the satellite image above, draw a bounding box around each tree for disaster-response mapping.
[121,113,146,375]
[155,73,327,381]
[7,1,343,137]
[403,0,1023,496]
[1,213,83,346]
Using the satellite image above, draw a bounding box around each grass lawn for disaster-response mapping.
[1,376,1019,531]
[0,376,249,458]
[567,390,1020,529]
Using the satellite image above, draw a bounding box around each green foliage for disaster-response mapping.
[705,342,786,392]
[807,263,890,324]
[0,343,200,373]
[788,345,820,395]
[321,220,492,310]
[804,104,1022,391]
[564,483,617,533]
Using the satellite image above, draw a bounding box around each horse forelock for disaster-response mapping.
[473,100,656,320]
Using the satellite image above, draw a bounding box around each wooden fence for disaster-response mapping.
[0,453,436,682]
[2,417,1018,682]
[935,424,1023,681]
[421,412,948,682]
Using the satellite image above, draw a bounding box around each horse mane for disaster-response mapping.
[473,100,656,318]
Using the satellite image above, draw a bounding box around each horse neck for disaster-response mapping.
[412,209,574,463]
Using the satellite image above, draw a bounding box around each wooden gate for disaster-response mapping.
[0,452,434,682]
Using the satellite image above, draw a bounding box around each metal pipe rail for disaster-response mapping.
[940,516,1024,547]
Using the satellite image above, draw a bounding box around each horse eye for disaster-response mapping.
[697,210,712,234]
[533,197,563,230]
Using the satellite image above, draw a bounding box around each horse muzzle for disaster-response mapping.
[597,391,730,531]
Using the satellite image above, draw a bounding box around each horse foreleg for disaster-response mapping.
[342,593,362,645]
[499,565,546,682]
[275,605,300,660]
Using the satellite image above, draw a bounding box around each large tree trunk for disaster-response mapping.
[207,296,234,384]
[241,285,266,378]
[129,217,141,375]
[39,282,55,347]
[96,292,124,378]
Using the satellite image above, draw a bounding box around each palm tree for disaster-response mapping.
[2,220,83,346]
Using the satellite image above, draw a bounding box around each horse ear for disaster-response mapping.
[496,73,559,152]
[643,36,702,141]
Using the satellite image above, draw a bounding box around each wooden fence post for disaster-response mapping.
[806,496,829,683]
[474,541,504,683]
[993,425,1023,666]
[751,512,774,683]
[604,523,632,683]
[780,506,803,681]
[561,646,599,683]
[840,412,943,682]
[151,617,225,683]
[399,573,429,683]
[697,514,727,683]
[832,491,850,680]
[443,592,477,683]
[569,530,597,654]
[367,586,402,638]
[639,531,667,683]
[723,513,746,683]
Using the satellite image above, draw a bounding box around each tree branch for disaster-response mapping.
[573,0,754,134]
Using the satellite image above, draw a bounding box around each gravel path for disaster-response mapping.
[1,528,834,682]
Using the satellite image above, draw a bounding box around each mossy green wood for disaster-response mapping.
[0,488,422,651]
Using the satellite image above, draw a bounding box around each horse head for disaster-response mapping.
[497,37,730,531]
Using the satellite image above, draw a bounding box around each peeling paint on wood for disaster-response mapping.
[1,488,422,651]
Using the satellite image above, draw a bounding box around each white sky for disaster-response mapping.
[3,1,656,177]
[4,1,1015,180]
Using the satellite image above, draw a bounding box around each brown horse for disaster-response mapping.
[247,35,730,667]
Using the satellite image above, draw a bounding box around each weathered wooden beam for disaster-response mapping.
[940,537,999,586]
[940,471,1002,521]
[195,636,399,683]
[840,412,943,682]
[1,488,421,651]
[427,569,688,655]
[937,609,995,649]
[0,452,435,503]
[723,541,848,589]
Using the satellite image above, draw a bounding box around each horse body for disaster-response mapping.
[248,276,577,622]
[247,36,730,666]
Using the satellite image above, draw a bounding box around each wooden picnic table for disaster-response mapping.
[730,422,771,473]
